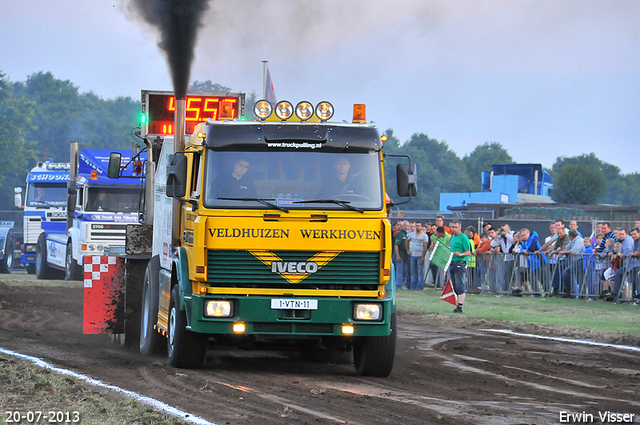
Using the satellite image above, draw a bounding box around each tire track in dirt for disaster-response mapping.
[0,309,24,331]
[138,363,355,424]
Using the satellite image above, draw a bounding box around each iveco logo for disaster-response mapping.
[271,261,319,274]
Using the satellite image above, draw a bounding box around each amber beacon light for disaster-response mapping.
[352,104,366,123]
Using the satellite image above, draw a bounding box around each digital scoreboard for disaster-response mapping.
[141,91,246,136]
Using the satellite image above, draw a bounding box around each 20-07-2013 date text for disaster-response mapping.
[4,411,80,423]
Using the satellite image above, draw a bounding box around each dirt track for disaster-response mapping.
[1,272,640,424]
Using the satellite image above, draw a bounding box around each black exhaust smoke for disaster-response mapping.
[127,0,211,98]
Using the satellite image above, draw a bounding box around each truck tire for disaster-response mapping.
[140,263,165,356]
[123,259,146,350]
[26,264,36,274]
[35,233,63,280]
[0,235,14,274]
[167,285,208,368]
[65,242,83,281]
[353,312,397,377]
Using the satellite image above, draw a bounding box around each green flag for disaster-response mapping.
[429,241,453,272]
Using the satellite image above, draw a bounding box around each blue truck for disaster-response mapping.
[35,145,146,280]
[14,160,70,274]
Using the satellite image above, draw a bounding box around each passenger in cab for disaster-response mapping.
[215,158,256,198]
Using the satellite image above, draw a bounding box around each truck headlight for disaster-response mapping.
[204,300,233,318]
[354,303,382,321]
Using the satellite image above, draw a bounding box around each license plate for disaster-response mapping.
[271,299,318,310]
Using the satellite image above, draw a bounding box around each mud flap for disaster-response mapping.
[83,255,125,334]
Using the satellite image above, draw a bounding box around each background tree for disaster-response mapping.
[384,132,472,210]
[0,72,37,207]
[549,153,633,205]
[551,163,606,205]
[244,91,257,119]
[189,81,232,92]
[604,173,640,206]
[11,72,140,158]
[462,142,513,191]
[12,72,83,161]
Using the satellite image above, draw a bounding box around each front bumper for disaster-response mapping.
[186,295,393,337]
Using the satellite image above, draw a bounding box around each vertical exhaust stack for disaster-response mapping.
[68,141,79,231]
[174,98,186,152]
[171,98,186,248]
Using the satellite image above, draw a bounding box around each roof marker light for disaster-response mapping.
[275,100,294,121]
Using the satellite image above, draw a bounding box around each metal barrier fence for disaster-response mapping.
[401,251,639,303]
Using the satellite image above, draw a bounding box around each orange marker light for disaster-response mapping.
[352,104,366,123]
[233,322,246,333]
[342,324,355,335]
[90,170,98,180]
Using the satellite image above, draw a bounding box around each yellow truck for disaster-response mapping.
[108,92,417,377]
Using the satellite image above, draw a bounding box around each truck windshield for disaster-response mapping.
[203,150,383,210]
[86,187,142,212]
[26,183,68,207]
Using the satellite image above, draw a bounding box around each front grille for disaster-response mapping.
[89,224,128,242]
[207,250,380,290]
[25,218,42,244]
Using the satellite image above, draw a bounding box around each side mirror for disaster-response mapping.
[166,154,187,198]
[14,187,23,209]
[397,162,418,197]
[107,153,122,179]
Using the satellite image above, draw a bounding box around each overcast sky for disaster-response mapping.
[2,0,639,174]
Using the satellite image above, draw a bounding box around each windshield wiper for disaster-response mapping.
[217,197,289,213]
[293,199,365,213]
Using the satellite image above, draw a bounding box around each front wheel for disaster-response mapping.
[167,285,208,368]
[0,235,14,274]
[353,312,397,377]
[35,233,62,280]
[140,266,165,356]
[65,242,83,281]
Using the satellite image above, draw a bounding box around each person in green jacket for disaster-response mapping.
[449,220,471,313]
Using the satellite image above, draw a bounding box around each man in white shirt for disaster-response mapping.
[406,222,430,290]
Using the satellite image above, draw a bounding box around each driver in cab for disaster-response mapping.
[215,158,256,198]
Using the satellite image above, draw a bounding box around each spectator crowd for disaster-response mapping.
[392,217,640,305]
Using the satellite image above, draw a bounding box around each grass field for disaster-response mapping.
[0,355,187,425]
[396,288,640,336]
